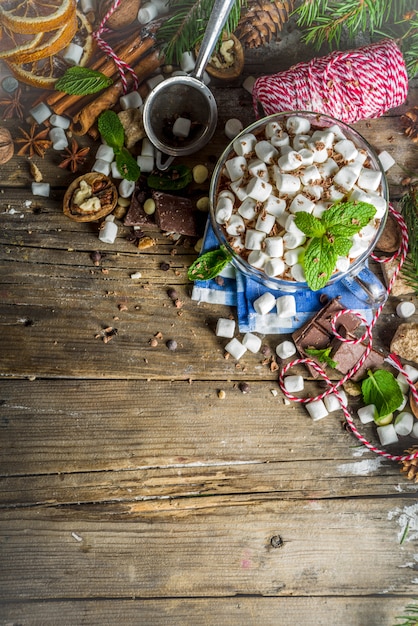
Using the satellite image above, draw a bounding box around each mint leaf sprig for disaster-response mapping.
[188,246,232,281]
[361,369,404,424]
[55,67,113,96]
[98,110,140,182]
[294,201,377,291]
[305,346,338,369]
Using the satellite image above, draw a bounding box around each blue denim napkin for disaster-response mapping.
[191,220,374,334]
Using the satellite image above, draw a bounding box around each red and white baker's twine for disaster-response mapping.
[92,0,139,93]
[278,207,418,463]
[252,39,409,124]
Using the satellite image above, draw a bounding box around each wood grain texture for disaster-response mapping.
[0,44,418,626]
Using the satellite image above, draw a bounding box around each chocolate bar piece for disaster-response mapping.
[124,179,158,229]
[330,334,386,381]
[292,298,361,378]
[153,191,197,236]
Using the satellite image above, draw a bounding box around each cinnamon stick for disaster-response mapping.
[46,33,157,115]
[72,49,162,135]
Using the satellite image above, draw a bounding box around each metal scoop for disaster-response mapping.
[142,0,236,169]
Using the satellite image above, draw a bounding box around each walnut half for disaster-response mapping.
[0,127,14,165]
[63,172,117,222]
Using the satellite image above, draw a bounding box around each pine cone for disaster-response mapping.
[400,447,418,482]
[235,0,294,48]
[401,106,418,143]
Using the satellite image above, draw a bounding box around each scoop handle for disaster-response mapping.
[193,0,236,80]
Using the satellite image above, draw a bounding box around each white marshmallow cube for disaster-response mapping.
[137,155,154,173]
[255,140,278,164]
[226,214,245,236]
[242,75,256,94]
[255,212,276,234]
[333,165,359,191]
[276,340,296,359]
[138,2,159,23]
[265,121,282,138]
[394,412,414,437]
[119,179,135,198]
[306,399,329,421]
[264,257,285,277]
[264,195,285,217]
[412,422,418,439]
[111,161,124,179]
[276,294,296,318]
[270,131,290,148]
[172,117,191,138]
[286,116,311,134]
[357,168,382,191]
[396,301,416,318]
[264,236,284,257]
[278,150,303,172]
[96,144,114,162]
[224,338,247,360]
[253,292,276,315]
[247,250,269,269]
[146,73,164,90]
[283,375,304,393]
[246,176,272,202]
[29,102,51,124]
[377,423,398,446]
[300,165,321,185]
[215,194,234,224]
[292,134,310,150]
[92,159,111,176]
[31,182,50,197]
[283,233,306,250]
[245,229,266,250]
[233,133,257,157]
[309,130,335,150]
[120,91,143,110]
[225,118,243,139]
[284,246,304,266]
[378,150,396,172]
[248,158,268,179]
[229,178,248,201]
[49,127,68,150]
[274,172,301,195]
[225,156,247,181]
[238,197,257,220]
[304,185,323,200]
[290,263,306,282]
[357,404,376,424]
[334,139,358,162]
[50,114,70,129]
[242,332,262,353]
[98,215,118,244]
[324,390,347,412]
[289,194,315,214]
[62,43,84,66]
[215,318,236,338]
[404,365,418,383]
[319,158,339,177]
[335,256,351,273]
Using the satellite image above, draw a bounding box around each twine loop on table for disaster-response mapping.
[92,0,139,93]
[278,206,418,462]
[252,39,409,123]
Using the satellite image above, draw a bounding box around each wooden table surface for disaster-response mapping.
[1,35,418,626]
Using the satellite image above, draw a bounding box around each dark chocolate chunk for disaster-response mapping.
[330,334,387,381]
[153,191,197,236]
[124,179,158,229]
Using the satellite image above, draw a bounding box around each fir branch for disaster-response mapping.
[295,0,418,78]
[157,0,244,65]
[400,186,418,295]
[392,602,418,626]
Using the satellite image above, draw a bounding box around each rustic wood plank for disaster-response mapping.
[0,596,413,626]
[0,497,417,600]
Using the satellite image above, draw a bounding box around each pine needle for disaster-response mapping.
[157,0,244,65]
[400,186,418,295]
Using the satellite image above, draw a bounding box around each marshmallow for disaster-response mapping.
[229,178,248,201]
[31,182,50,197]
[245,229,266,250]
[323,390,347,413]
[215,195,234,224]
[246,176,273,202]
[255,211,276,234]
[298,148,315,166]
[264,195,286,217]
[96,144,114,162]
[284,247,304,266]
[309,130,335,150]
[238,197,258,220]
[242,75,256,94]
[233,133,257,157]
[292,134,310,150]
[265,121,282,138]
[50,114,70,129]
[119,179,135,198]
[357,404,376,424]
[396,301,416,318]
[226,214,246,236]
[357,168,382,192]
[394,412,414,437]
[276,294,296,318]
[276,340,296,359]
[278,150,303,172]
[333,165,359,191]
[248,158,268,179]
[274,171,301,195]
[242,332,262,353]
[138,2,159,23]
[335,256,351,273]
[215,318,236,338]
[378,150,396,172]
[49,127,68,150]
[92,159,111,176]
[225,118,243,139]
[137,155,154,173]
[283,375,304,392]
[98,215,118,244]
[290,263,306,282]
[318,158,339,177]
[120,91,143,110]
[334,139,358,162]
[253,292,276,315]
[270,131,290,148]
[29,102,51,124]
[376,423,398,446]
[304,185,323,200]
[255,140,278,164]
[283,233,306,250]
[225,156,247,181]
[224,337,247,360]
[286,115,311,134]
[306,399,329,421]
[264,236,284,257]
[264,257,285,277]
[146,73,164,90]
[172,117,191,138]
[248,250,269,269]
[289,194,315,214]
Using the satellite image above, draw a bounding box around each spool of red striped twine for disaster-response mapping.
[252,39,409,123]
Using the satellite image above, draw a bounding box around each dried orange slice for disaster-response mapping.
[0,25,43,60]
[5,13,77,64]
[0,0,77,34]
[6,11,94,90]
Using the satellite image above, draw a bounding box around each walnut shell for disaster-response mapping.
[0,127,14,165]
[100,0,141,29]
[197,34,244,81]
[63,173,117,222]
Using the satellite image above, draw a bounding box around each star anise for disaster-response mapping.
[16,123,52,158]
[58,138,90,173]
[0,87,24,121]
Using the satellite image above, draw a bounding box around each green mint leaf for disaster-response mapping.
[294,212,326,238]
[98,110,124,151]
[115,148,141,182]
[303,236,338,291]
[55,67,112,96]
[323,201,376,236]
[188,246,233,281]
[305,346,338,369]
[361,369,404,421]
[332,235,352,257]
[147,165,193,191]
